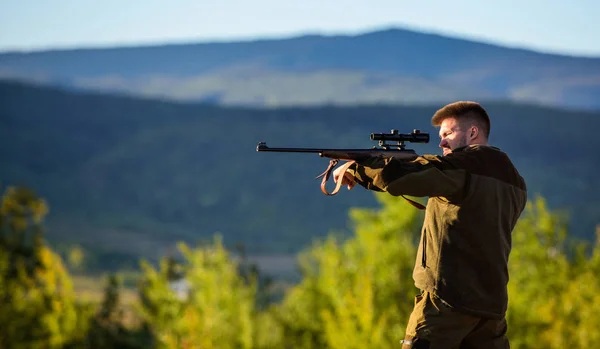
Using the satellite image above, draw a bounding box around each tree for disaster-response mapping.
[0,186,78,349]
[276,194,424,349]
[507,196,600,348]
[137,236,282,349]
[81,274,151,349]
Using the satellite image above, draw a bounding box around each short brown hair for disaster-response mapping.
[431,101,490,138]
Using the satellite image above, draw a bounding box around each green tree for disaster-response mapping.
[0,186,78,348]
[137,236,282,349]
[507,197,600,348]
[276,194,424,349]
[82,274,151,349]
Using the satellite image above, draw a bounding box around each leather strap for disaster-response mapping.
[315,159,426,210]
[315,159,356,196]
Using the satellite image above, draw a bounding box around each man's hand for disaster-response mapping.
[333,162,356,190]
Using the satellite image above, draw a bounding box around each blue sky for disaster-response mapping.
[1,0,599,56]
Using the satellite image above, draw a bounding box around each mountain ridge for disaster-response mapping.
[2,27,598,59]
[1,27,599,110]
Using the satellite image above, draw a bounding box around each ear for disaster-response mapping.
[469,126,478,140]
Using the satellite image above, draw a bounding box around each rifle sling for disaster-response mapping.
[315,159,426,210]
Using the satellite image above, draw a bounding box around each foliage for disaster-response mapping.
[275,194,424,348]
[507,196,600,348]
[81,274,151,349]
[1,185,600,348]
[0,186,150,349]
[0,186,78,348]
[137,236,282,349]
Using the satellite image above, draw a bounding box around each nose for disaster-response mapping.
[439,139,448,148]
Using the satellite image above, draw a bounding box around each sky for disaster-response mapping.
[1,0,599,56]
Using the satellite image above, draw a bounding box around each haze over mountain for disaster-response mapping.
[1,80,598,271]
[1,28,600,110]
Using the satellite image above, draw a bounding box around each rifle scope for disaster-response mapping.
[370,129,429,143]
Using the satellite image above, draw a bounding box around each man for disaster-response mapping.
[333,101,527,348]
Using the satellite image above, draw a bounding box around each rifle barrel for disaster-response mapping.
[256,142,416,158]
[256,142,325,153]
[257,142,393,153]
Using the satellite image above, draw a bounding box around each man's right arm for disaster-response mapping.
[346,154,468,198]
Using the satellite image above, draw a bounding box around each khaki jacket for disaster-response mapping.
[349,145,527,319]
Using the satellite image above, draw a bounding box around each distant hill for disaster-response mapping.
[1,28,599,110]
[1,80,598,270]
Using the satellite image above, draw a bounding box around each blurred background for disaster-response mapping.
[1,1,599,348]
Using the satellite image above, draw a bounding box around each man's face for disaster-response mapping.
[438,117,469,156]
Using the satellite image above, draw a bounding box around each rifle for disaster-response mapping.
[256,129,429,207]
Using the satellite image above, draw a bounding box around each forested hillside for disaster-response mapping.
[1,80,598,269]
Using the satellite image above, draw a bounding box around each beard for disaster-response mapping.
[443,134,469,156]
[454,134,469,149]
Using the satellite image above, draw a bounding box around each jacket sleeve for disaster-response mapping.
[347,153,468,198]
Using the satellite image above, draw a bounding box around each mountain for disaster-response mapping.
[1,80,598,270]
[1,28,599,110]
